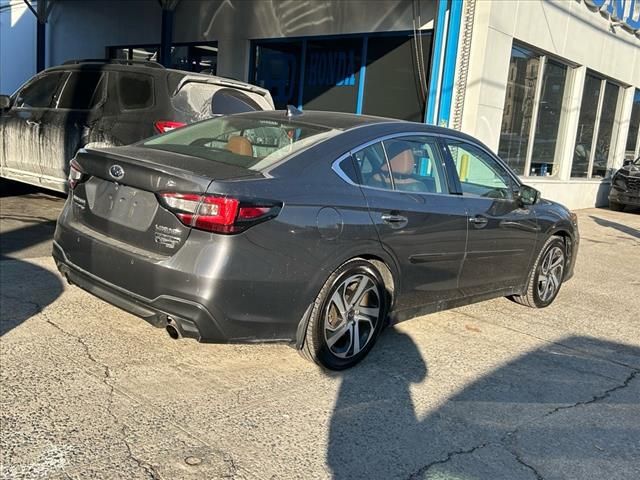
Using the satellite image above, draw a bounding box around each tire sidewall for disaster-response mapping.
[313,260,386,370]
[531,237,566,308]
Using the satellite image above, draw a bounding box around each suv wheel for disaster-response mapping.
[301,259,386,370]
[511,236,566,308]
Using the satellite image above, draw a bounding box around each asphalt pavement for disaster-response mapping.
[1,179,639,479]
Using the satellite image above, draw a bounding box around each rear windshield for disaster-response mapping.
[143,116,338,171]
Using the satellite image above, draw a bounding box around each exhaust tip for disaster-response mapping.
[166,324,181,340]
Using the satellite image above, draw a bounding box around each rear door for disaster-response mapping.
[344,134,468,312]
[0,71,66,184]
[108,71,157,145]
[41,69,108,185]
[442,138,539,295]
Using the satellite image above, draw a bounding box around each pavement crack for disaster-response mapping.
[406,442,490,479]
[122,425,163,480]
[542,369,639,418]
[222,453,239,479]
[501,440,545,480]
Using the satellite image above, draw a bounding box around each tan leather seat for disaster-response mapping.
[375,144,426,192]
[226,135,253,156]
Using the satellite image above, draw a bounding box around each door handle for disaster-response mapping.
[26,119,40,127]
[469,215,489,227]
[381,214,408,226]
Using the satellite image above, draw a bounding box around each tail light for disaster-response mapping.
[68,159,86,190]
[159,193,280,234]
[154,120,186,134]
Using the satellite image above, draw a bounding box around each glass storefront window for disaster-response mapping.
[252,32,432,121]
[592,82,619,178]
[362,33,431,122]
[625,89,640,161]
[571,73,602,178]
[498,46,539,176]
[107,42,218,74]
[530,60,567,176]
[302,38,362,113]
[253,41,302,109]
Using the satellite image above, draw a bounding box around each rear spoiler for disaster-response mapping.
[172,75,271,99]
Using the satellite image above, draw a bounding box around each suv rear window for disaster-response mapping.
[118,72,153,109]
[172,83,262,120]
[143,115,338,171]
[57,71,106,109]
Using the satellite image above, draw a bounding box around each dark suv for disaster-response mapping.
[0,59,274,193]
[609,157,640,211]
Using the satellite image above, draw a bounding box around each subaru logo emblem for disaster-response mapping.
[109,164,124,180]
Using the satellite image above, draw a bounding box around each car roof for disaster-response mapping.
[234,110,402,131]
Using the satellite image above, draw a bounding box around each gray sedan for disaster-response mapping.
[53,110,579,369]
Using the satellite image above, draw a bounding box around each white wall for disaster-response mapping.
[461,0,640,210]
[0,0,36,95]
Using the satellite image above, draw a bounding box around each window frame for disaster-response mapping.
[13,71,67,110]
[499,42,575,178]
[332,131,519,198]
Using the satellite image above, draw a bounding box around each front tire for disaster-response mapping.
[511,236,566,308]
[300,259,386,370]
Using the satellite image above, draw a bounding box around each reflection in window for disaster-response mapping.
[530,60,567,176]
[624,89,640,161]
[571,73,602,178]
[498,46,539,175]
[253,41,302,109]
[592,82,619,178]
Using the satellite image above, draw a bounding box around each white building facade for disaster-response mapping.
[1,0,638,209]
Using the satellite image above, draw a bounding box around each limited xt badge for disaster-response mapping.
[109,164,125,180]
[154,224,182,249]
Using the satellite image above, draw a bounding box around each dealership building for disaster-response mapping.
[1,0,639,209]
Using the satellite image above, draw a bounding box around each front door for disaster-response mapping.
[0,71,66,185]
[350,135,468,313]
[442,138,539,295]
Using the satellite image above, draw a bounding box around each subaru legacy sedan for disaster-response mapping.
[53,110,579,370]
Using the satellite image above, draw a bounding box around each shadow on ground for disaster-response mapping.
[0,223,64,336]
[328,330,640,479]
[590,215,640,239]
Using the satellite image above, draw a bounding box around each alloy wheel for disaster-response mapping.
[537,246,565,303]
[323,274,381,359]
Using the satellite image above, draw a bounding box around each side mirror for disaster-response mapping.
[0,95,11,110]
[622,159,632,167]
[518,184,540,206]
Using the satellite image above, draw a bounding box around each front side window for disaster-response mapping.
[57,71,106,110]
[446,140,514,199]
[15,73,65,108]
[144,115,338,171]
[349,137,447,194]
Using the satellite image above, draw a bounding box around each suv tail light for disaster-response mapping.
[159,193,280,234]
[155,120,186,134]
[68,159,86,190]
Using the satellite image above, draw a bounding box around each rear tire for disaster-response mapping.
[300,259,386,370]
[511,236,566,309]
[609,200,625,212]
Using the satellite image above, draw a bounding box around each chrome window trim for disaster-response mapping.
[331,130,522,197]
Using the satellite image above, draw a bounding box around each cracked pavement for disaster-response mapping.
[1,181,639,479]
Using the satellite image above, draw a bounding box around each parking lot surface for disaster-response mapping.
[1,180,639,480]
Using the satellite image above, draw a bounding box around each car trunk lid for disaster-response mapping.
[70,146,261,256]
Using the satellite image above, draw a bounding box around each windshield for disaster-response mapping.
[143,116,339,171]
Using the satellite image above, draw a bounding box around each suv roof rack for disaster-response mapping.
[62,59,165,69]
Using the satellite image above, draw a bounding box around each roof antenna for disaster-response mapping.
[286,105,303,118]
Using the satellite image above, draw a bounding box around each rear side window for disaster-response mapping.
[15,72,65,108]
[57,71,106,109]
[348,137,448,194]
[118,73,153,109]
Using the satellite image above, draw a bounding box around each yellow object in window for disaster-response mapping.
[459,153,469,182]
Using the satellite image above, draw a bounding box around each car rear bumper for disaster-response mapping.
[53,240,227,342]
